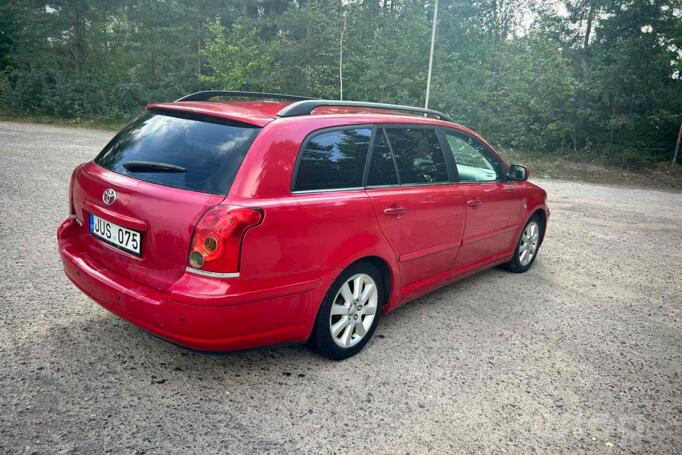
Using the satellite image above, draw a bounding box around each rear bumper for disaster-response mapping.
[58,219,332,351]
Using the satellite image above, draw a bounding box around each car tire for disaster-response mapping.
[503,214,544,273]
[311,262,384,360]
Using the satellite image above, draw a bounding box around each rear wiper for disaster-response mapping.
[122,161,186,173]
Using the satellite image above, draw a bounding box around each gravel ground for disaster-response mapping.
[1,121,680,454]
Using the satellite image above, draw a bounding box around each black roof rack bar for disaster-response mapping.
[175,90,315,102]
[277,100,454,122]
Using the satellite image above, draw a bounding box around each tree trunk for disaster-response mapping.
[584,1,595,49]
[196,19,202,76]
[71,4,86,78]
[672,120,682,165]
[305,0,313,64]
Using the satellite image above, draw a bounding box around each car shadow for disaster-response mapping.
[16,258,555,409]
[39,263,537,373]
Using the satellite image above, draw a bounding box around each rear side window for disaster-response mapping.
[294,128,371,191]
[95,111,260,195]
[384,127,448,184]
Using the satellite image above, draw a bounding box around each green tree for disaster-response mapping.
[201,19,278,91]
[0,0,679,165]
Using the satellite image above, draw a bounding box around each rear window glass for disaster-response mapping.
[95,111,260,195]
[294,128,371,192]
[384,127,448,184]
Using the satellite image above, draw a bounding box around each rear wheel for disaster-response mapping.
[503,215,543,273]
[311,263,383,360]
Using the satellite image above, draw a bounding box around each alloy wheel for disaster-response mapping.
[519,220,540,266]
[329,273,378,348]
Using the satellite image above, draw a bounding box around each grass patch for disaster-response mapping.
[505,149,682,192]
[0,113,126,131]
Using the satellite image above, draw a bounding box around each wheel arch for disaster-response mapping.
[307,254,397,352]
[529,207,548,245]
[344,255,395,311]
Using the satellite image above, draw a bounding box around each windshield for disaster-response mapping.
[95,111,260,195]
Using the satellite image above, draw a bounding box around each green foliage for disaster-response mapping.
[201,20,277,91]
[0,69,12,113]
[1,0,680,167]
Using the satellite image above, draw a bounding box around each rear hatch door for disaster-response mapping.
[71,109,261,291]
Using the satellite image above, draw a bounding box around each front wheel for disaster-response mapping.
[311,263,383,360]
[503,215,543,273]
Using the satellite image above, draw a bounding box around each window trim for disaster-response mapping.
[365,126,403,187]
[440,127,508,184]
[365,181,457,190]
[381,127,404,185]
[435,126,460,182]
[292,186,366,195]
[360,125,378,187]
[290,124,374,194]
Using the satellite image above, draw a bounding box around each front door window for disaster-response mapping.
[444,132,504,183]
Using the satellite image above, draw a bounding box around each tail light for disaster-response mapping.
[187,205,263,276]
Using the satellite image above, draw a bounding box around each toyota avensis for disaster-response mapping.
[57,91,549,359]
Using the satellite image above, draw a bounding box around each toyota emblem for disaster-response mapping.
[102,188,117,205]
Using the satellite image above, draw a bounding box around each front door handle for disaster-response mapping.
[466,198,482,208]
[383,206,407,216]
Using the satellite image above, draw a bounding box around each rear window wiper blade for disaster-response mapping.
[122,161,187,173]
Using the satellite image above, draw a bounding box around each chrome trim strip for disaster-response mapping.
[365,181,454,189]
[292,181,460,194]
[292,180,507,194]
[292,186,364,194]
[185,267,240,278]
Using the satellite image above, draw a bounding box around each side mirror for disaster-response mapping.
[508,164,529,181]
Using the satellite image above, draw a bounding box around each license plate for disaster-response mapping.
[89,213,142,256]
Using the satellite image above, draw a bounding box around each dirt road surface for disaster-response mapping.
[1,121,680,454]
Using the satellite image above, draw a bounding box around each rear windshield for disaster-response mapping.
[95,111,260,195]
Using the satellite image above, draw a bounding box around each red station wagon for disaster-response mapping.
[57,91,549,359]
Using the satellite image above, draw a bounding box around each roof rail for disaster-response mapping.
[175,90,315,102]
[277,100,454,122]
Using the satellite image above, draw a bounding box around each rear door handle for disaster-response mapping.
[466,199,482,208]
[383,206,407,216]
